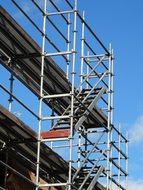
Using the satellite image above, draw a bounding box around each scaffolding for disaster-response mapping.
[0,0,128,190]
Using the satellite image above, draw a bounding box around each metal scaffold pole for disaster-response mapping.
[126,132,129,190]
[118,125,121,190]
[68,0,78,189]
[66,13,71,79]
[109,44,114,190]
[8,73,14,112]
[36,0,47,189]
[107,44,112,190]
[80,11,85,91]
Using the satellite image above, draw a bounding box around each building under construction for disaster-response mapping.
[0,1,128,190]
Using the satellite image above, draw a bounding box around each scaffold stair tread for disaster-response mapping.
[52,88,106,131]
[73,166,104,190]
[74,88,106,131]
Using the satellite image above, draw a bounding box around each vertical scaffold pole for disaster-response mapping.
[66,13,71,79]
[107,44,112,190]
[126,132,129,190]
[118,125,121,190]
[36,0,47,189]
[78,11,84,168]
[110,45,114,190]
[77,131,81,168]
[80,11,85,91]
[86,51,90,90]
[8,73,14,112]
[68,0,77,189]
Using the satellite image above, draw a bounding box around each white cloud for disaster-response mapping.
[110,179,143,190]
[128,179,143,190]
[130,115,143,143]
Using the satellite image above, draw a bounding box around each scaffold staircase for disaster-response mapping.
[43,68,107,189]
[71,131,105,190]
[73,165,104,190]
[51,87,105,132]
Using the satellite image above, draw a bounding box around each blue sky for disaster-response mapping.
[0,0,143,189]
